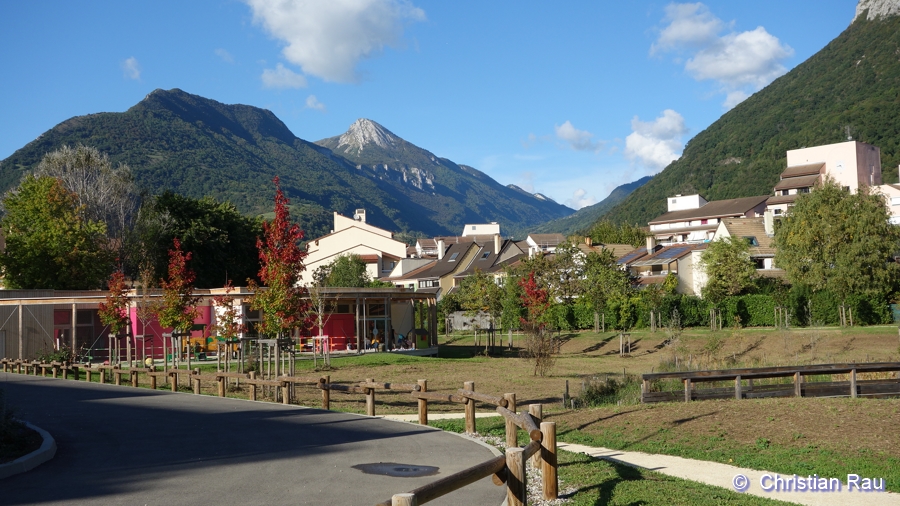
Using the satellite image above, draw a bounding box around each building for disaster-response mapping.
[767,140,883,216]
[302,209,408,285]
[648,195,769,245]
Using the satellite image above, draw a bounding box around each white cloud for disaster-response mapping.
[305,94,326,111]
[624,109,687,173]
[566,188,596,210]
[261,63,308,89]
[215,48,234,63]
[555,120,603,152]
[653,2,793,108]
[121,57,141,80]
[246,0,426,83]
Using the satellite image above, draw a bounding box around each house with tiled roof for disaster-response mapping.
[526,233,565,256]
[648,195,769,245]
[624,243,706,294]
[767,140,883,216]
[301,209,408,285]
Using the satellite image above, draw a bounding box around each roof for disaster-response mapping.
[618,246,653,265]
[577,243,635,259]
[528,233,565,246]
[649,195,769,224]
[417,238,437,248]
[781,162,824,178]
[421,242,478,279]
[718,218,775,256]
[766,194,799,205]
[774,174,819,191]
[629,244,703,267]
[389,260,437,281]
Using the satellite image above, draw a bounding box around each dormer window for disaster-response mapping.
[744,236,759,246]
[448,252,459,262]
[481,252,490,259]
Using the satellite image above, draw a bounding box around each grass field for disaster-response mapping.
[5,325,900,503]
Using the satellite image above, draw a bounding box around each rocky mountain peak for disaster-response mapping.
[337,118,400,152]
[854,0,900,22]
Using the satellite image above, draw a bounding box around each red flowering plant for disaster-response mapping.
[247,177,311,339]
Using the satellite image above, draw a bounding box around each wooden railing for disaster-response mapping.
[1,358,559,505]
[641,362,900,403]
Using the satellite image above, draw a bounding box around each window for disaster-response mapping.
[799,187,810,194]
[891,197,900,206]
[481,251,490,259]
[701,219,708,225]
[448,252,459,262]
[744,236,759,246]
[774,209,783,215]
[471,225,477,231]
[671,198,677,204]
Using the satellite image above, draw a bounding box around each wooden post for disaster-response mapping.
[52,365,59,379]
[505,447,526,506]
[131,370,138,388]
[282,382,290,405]
[62,365,68,380]
[504,393,517,449]
[150,373,157,390]
[594,312,599,333]
[217,376,225,397]
[529,404,543,468]
[366,378,376,416]
[850,368,857,398]
[391,493,417,506]
[684,378,691,402]
[98,367,105,384]
[249,371,257,401]
[735,375,742,400]
[464,381,476,433]
[794,372,801,397]
[541,421,558,500]
[170,371,178,392]
[114,367,121,386]
[322,375,330,410]
[417,379,428,425]
[192,368,200,394]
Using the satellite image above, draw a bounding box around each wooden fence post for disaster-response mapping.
[417,379,428,425]
[249,371,257,401]
[850,369,857,398]
[391,493,417,506]
[794,372,801,397]
[170,371,178,392]
[366,378,376,416]
[114,366,121,386]
[684,378,691,402]
[322,375,330,410]
[735,375,742,400]
[464,381,476,434]
[192,368,201,394]
[506,447,527,506]
[529,404,543,468]
[150,373,157,390]
[131,370,139,388]
[218,376,226,397]
[282,381,290,405]
[541,421,558,500]
[504,393,517,449]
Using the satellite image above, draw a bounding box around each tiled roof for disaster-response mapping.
[781,162,824,178]
[766,194,799,205]
[719,218,775,256]
[528,233,565,246]
[649,195,769,224]
[630,244,704,267]
[774,174,819,191]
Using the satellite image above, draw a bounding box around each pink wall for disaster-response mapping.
[129,305,214,359]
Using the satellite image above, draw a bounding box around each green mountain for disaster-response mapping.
[0,89,572,240]
[603,10,900,226]
[315,119,573,238]
[530,176,651,235]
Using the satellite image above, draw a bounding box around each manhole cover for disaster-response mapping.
[353,462,440,478]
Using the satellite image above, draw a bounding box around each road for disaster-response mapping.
[0,373,505,505]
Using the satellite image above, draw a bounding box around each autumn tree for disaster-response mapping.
[700,236,757,303]
[519,271,554,376]
[0,175,113,289]
[98,269,131,337]
[775,179,900,299]
[156,238,200,337]
[248,177,310,339]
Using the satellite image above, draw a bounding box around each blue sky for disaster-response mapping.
[0,1,857,210]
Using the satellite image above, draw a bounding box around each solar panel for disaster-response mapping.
[652,245,692,260]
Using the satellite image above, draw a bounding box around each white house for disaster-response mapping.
[301,209,408,285]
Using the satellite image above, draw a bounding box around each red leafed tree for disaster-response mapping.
[156,238,200,334]
[213,280,245,342]
[248,177,310,338]
[98,268,131,336]
[518,271,554,376]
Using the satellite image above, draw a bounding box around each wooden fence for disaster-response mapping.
[1,358,558,505]
[641,362,900,403]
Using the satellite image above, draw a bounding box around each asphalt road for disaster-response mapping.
[0,373,505,505]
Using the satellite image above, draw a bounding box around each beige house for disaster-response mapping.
[301,209,408,285]
[767,140,883,216]
[648,195,769,245]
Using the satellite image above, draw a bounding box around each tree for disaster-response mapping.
[457,268,503,333]
[248,177,310,339]
[775,179,900,299]
[35,145,139,267]
[699,236,757,303]
[550,241,583,304]
[519,271,554,376]
[98,269,131,336]
[156,238,201,334]
[0,175,113,289]
[321,254,371,287]
[586,220,647,247]
[135,192,263,288]
[580,249,632,315]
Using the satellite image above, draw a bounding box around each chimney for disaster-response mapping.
[764,209,775,236]
[646,235,656,252]
[353,208,366,223]
[494,234,501,254]
[585,236,592,247]
[437,239,445,260]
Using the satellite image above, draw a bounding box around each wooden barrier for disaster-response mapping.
[642,362,900,403]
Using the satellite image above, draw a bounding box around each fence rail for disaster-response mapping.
[1,357,558,505]
[641,362,900,403]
